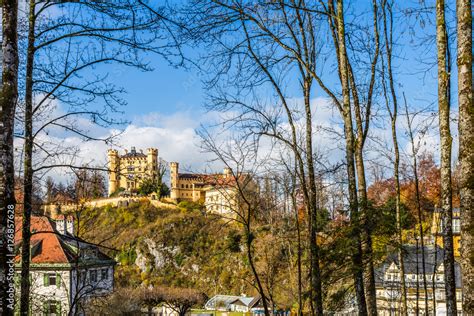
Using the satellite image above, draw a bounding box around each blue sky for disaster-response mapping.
[110,56,205,119]
[29,0,460,183]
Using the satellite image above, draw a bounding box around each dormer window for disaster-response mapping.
[82,248,98,259]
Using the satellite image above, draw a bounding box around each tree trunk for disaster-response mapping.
[0,0,19,315]
[456,0,473,313]
[354,144,377,316]
[20,1,36,314]
[436,1,457,314]
[405,99,429,315]
[303,77,324,316]
[334,1,367,314]
[245,225,271,316]
[387,87,408,316]
[381,1,408,312]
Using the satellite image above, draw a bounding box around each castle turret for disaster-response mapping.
[107,149,119,196]
[170,162,179,200]
[147,148,158,179]
[223,167,232,178]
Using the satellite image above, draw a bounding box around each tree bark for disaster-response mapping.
[1,0,19,314]
[436,1,457,314]
[20,0,36,314]
[456,0,473,313]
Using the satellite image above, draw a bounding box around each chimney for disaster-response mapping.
[55,216,66,235]
[66,216,75,236]
[55,215,75,236]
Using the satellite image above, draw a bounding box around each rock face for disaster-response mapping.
[135,237,178,273]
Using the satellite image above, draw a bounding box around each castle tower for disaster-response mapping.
[107,149,119,196]
[223,167,232,178]
[147,148,158,179]
[170,162,179,200]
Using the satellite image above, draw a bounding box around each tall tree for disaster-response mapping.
[199,132,271,316]
[0,0,19,314]
[436,0,457,313]
[456,0,473,313]
[403,95,430,314]
[380,1,408,313]
[325,0,380,313]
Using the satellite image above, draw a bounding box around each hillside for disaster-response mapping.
[76,199,256,297]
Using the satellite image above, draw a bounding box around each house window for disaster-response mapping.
[101,268,108,280]
[43,273,59,288]
[90,270,98,282]
[43,300,61,316]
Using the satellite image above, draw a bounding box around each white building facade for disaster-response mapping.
[14,216,115,315]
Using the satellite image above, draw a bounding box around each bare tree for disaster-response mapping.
[436,1,457,313]
[199,131,271,316]
[323,1,380,313]
[163,287,207,316]
[0,0,19,314]
[403,95,434,314]
[380,1,408,313]
[185,2,326,313]
[456,0,473,313]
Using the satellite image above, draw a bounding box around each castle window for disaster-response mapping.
[181,184,184,188]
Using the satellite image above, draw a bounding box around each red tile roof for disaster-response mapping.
[178,173,248,187]
[14,216,69,264]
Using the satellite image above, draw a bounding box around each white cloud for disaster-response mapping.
[25,109,220,184]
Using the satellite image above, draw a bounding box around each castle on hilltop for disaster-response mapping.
[107,147,159,196]
[106,146,247,215]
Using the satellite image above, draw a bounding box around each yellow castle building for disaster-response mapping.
[107,147,159,196]
[170,162,242,215]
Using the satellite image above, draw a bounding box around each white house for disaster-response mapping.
[205,295,269,315]
[375,245,462,315]
[14,215,116,315]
